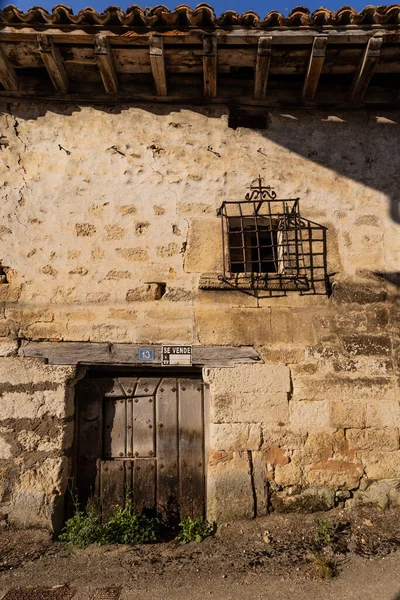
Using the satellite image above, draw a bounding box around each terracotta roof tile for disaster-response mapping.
[1,3,400,28]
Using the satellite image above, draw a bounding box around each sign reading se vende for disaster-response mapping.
[162,345,192,366]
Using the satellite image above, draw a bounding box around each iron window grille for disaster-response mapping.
[217,178,328,295]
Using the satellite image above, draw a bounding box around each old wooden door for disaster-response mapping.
[75,376,205,523]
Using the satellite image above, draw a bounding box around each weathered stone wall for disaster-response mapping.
[0,346,80,529]
[0,101,399,526]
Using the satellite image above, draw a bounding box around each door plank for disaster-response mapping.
[103,378,125,397]
[100,460,125,521]
[178,379,204,518]
[156,378,179,522]
[135,377,160,396]
[103,397,126,458]
[132,396,155,458]
[133,458,156,513]
[118,377,138,396]
[76,380,103,506]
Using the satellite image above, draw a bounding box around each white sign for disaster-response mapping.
[162,345,192,366]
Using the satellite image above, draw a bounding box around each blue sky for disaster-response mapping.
[1,0,370,16]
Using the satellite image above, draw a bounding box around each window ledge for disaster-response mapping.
[199,273,310,291]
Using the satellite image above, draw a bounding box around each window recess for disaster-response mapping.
[210,178,329,296]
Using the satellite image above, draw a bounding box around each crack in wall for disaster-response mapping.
[247,450,257,519]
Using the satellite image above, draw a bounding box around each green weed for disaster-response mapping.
[174,516,214,545]
[314,517,334,546]
[59,506,103,549]
[59,499,158,548]
[102,500,158,545]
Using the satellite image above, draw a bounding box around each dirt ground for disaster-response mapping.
[0,507,400,600]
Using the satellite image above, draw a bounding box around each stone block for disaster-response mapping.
[366,306,389,329]
[306,459,363,490]
[0,436,11,459]
[257,347,305,365]
[329,401,366,428]
[0,339,18,357]
[331,281,387,304]
[185,218,223,273]
[365,403,400,428]
[343,335,391,356]
[301,432,336,464]
[126,283,166,302]
[262,426,308,452]
[335,310,367,332]
[0,388,71,420]
[195,307,318,346]
[289,400,330,428]
[195,308,273,345]
[348,479,400,510]
[210,423,261,452]
[346,428,399,451]
[359,451,400,479]
[207,451,254,521]
[207,364,290,424]
[293,376,395,402]
[0,358,76,387]
[271,487,335,513]
[275,461,302,487]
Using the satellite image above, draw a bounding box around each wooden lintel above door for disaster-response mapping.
[19,341,262,368]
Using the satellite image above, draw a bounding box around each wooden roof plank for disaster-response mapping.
[0,44,19,91]
[95,33,119,94]
[203,33,217,98]
[254,36,272,99]
[150,34,167,96]
[350,35,383,102]
[302,36,327,102]
[38,33,68,93]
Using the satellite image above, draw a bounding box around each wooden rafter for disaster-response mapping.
[150,34,167,96]
[203,34,217,98]
[350,36,383,103]
[38,33,68,93]
[254,36,272,100]
[0,45,18,91]
[302,36,327,102]
[95,34,119,95]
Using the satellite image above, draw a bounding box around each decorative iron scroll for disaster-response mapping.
[245,177,277,202]
[216,178,329,296]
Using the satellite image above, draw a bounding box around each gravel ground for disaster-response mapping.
[1,507,399,600]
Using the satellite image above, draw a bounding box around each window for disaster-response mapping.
[228,217,280,274]
[215,178,329,295]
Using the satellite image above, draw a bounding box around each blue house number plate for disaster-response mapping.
[138,348,155,361]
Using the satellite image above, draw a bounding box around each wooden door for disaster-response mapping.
[75,376,205,523]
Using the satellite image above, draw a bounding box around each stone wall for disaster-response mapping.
[0,101,399,527]
[0,346,80,529]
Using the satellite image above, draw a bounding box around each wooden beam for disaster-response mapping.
[38,33,68,93]
[149,34,167,96]
[350,36,382,103]
[0,28,393,46]
[19,341,262,367]
[302,36,327,102]
[254,36,272,99]
[203,34,217,98]
[95,33,119,94]
[0,45,18,91]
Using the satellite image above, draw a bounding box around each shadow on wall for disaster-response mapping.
[1,101,400,229]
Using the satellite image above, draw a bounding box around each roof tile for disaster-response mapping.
[1,3,400,28]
